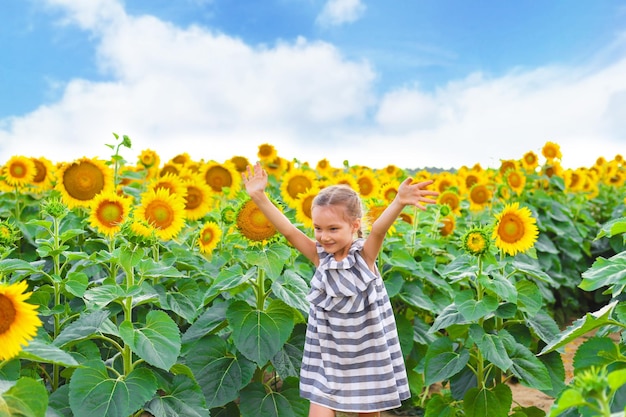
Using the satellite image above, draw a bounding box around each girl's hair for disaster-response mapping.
[312,185,365,238]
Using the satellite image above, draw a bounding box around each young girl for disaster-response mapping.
[242,162,438,417]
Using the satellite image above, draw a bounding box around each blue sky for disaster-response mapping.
[1,0,625,169]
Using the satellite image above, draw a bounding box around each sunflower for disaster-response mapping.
[182,178,214,221]
[2,156,36,188]
[88,192,132,237]
[236,199,279,244]
[329,173,359,193]
[170,152,192,166]
[461,227,491,257]
[264,156,289,178]
[148,172,187,198]
[315,158,334,176]
[202,161,240,194]
[160,162,183,178]
[355,170,380,199]
[439,214,456,237]
[294,188,318,230]
[468,183,492,211]
[280,168,317,208]
[541,161,563,178]
[492,202,539,256]
[541,141,562,160]
[499,159,518,176]
[30,157,56,192]
[365,201,395,235]
[0,281,42,360]
[505,169,526,195]
[380,181,400,203]
[134,188,187,241]
[229,156,250,173]
[138,149,160,170]
[564,168,585,192]
[437,190,462,215]
[257,143,278,162]
[55,157,114,208]
[197,221,222,254]
[433,172,458,194]
[520,151,539,172]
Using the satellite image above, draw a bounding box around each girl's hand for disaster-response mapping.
[242,161,268,195]
[396,177,439,210]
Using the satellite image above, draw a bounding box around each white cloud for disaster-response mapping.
[1,0,625,171]
[316,0,366,28]
[0,1,375,165]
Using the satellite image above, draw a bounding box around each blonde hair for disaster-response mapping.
[312,185,365,238]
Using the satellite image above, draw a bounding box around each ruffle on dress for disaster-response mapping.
[306,239,380,314]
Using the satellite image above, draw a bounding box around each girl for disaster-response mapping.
[242,162,438,417]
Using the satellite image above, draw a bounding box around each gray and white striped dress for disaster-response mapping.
[300,239,410,412]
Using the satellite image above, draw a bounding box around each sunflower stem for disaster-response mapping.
[51,214,63,392]
[256,268,266,311]
[410,206,419,257]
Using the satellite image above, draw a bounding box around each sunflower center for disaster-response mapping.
[508,172,523,188]
[205,166,232,192]
[185,186,202,210]
[9,162,28,179]
[302,195,314,219]
[358,178,374,196]
[145,201,174,229]
[200,228,215,244]
[498,213,525,244]
[237,201,277,241]
[258,145,274,158]
[440,193,460,211]
[384,188,397,201]
[97,201,124,227]
[0,294,16,334]
[32,159,46,183]
[287,176,312,199]
[467,232,487,253]
[63,162,105,201]
[470,185,489,204]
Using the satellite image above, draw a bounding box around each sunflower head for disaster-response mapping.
[182,178,214,221]
[541,141,562,160]
[505,169,527,195]
[257,143,278,161]
[0,281,42,360]
[356,171,380,199]
[437,190,461,214]
[41,195,69,219]
[521,151,539,171]
[197,221,222,255]
[88,192,132,237]
[492,202,539,256]
[229,156,251,173]
[280,168,316,208]
[138,149,160,169]
[55,157,114,208]
[135,187,187,241]
[461,226,492,257]
[468,183,492,211]
[202,161,240,194]
[439,214,456,237]
[2,156,37,188]
[236,198,280,245]
[30,157,56,191]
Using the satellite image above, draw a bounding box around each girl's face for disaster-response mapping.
[312,205,360,261]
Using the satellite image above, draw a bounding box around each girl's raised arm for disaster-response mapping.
[242,162,318,264]
[362,177,438,267]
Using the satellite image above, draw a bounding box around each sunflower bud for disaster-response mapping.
[461,226,492,257]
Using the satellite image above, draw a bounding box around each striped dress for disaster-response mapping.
[299,239,410,413]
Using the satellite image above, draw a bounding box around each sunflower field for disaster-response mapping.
[0,135,625,417]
